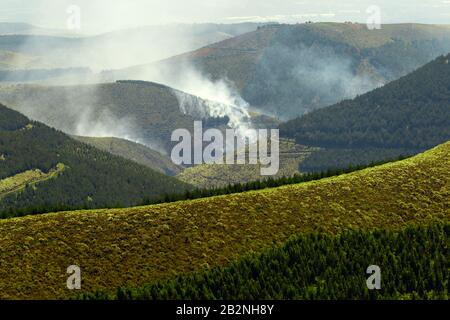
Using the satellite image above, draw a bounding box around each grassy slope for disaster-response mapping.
[0,141,449,299]
[94,224,449,300]
[0,164,65,198]
[73,136,182,176]
[177,140,316,188]
[303,23,450,49]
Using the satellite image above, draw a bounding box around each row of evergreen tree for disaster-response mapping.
[1,153,408,218]
[80,224,449,300]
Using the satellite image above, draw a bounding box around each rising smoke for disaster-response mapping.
[0,2,259,149]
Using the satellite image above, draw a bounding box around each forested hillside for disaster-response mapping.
[118,23,450,119]
[73,136,182,176]
[85,224,449,300]
[0,104,190,217]
[0,141,448,299]
[0,81,233,154]
[280,54,450,171]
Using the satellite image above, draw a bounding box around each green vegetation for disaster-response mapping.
[177,140,315,188]
[0,148,407,217]
[0,104,191,217]
[280,54,450,171]
[153,154,409,205]
[73,136,182,176]
[299,148,418,173]
[0,141,448,299]
[280,54,450,149]
[0,163,65,198]
[82,224,449,300]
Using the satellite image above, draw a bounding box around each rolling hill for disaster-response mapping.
[116,23,450,119]
[85,224,449,300]
[0,80,294,187]
[0,140,448,299]
[0,50,53,70]
[176,139,317,188]
[73,136,182,176]
[280,53,450,171]
[0,80,233,154]
[0,23,268,71]
[0,23,64,36]
[0,104,191,217]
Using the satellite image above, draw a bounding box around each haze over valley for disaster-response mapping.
[0,0,449,302]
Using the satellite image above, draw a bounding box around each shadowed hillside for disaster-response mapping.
[0,104,191,217]
[0,81,233,154]
[280,53,450,171]
[73,136,182,176]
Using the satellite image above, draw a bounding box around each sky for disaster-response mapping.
[1,0,449,34]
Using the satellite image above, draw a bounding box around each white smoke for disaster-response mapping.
[74,107,139,142]
[168,67,257,141]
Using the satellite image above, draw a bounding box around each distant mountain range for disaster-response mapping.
[114,23,450,119]
[0,22,66,36]
[2,23,450,181]
[0,22,269,71]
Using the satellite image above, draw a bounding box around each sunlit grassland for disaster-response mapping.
[0,142,449,299]
[0,163,65,198]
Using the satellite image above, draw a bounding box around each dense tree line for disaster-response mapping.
[80,224,449,300]
[144,154,407,205]
[2,150,407,218]
[280,54,450,150]
[0,105,190,218]
[299,148,417,173]
[0,105,29,131]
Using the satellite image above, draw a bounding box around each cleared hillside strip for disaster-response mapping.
[0,163,65,198]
